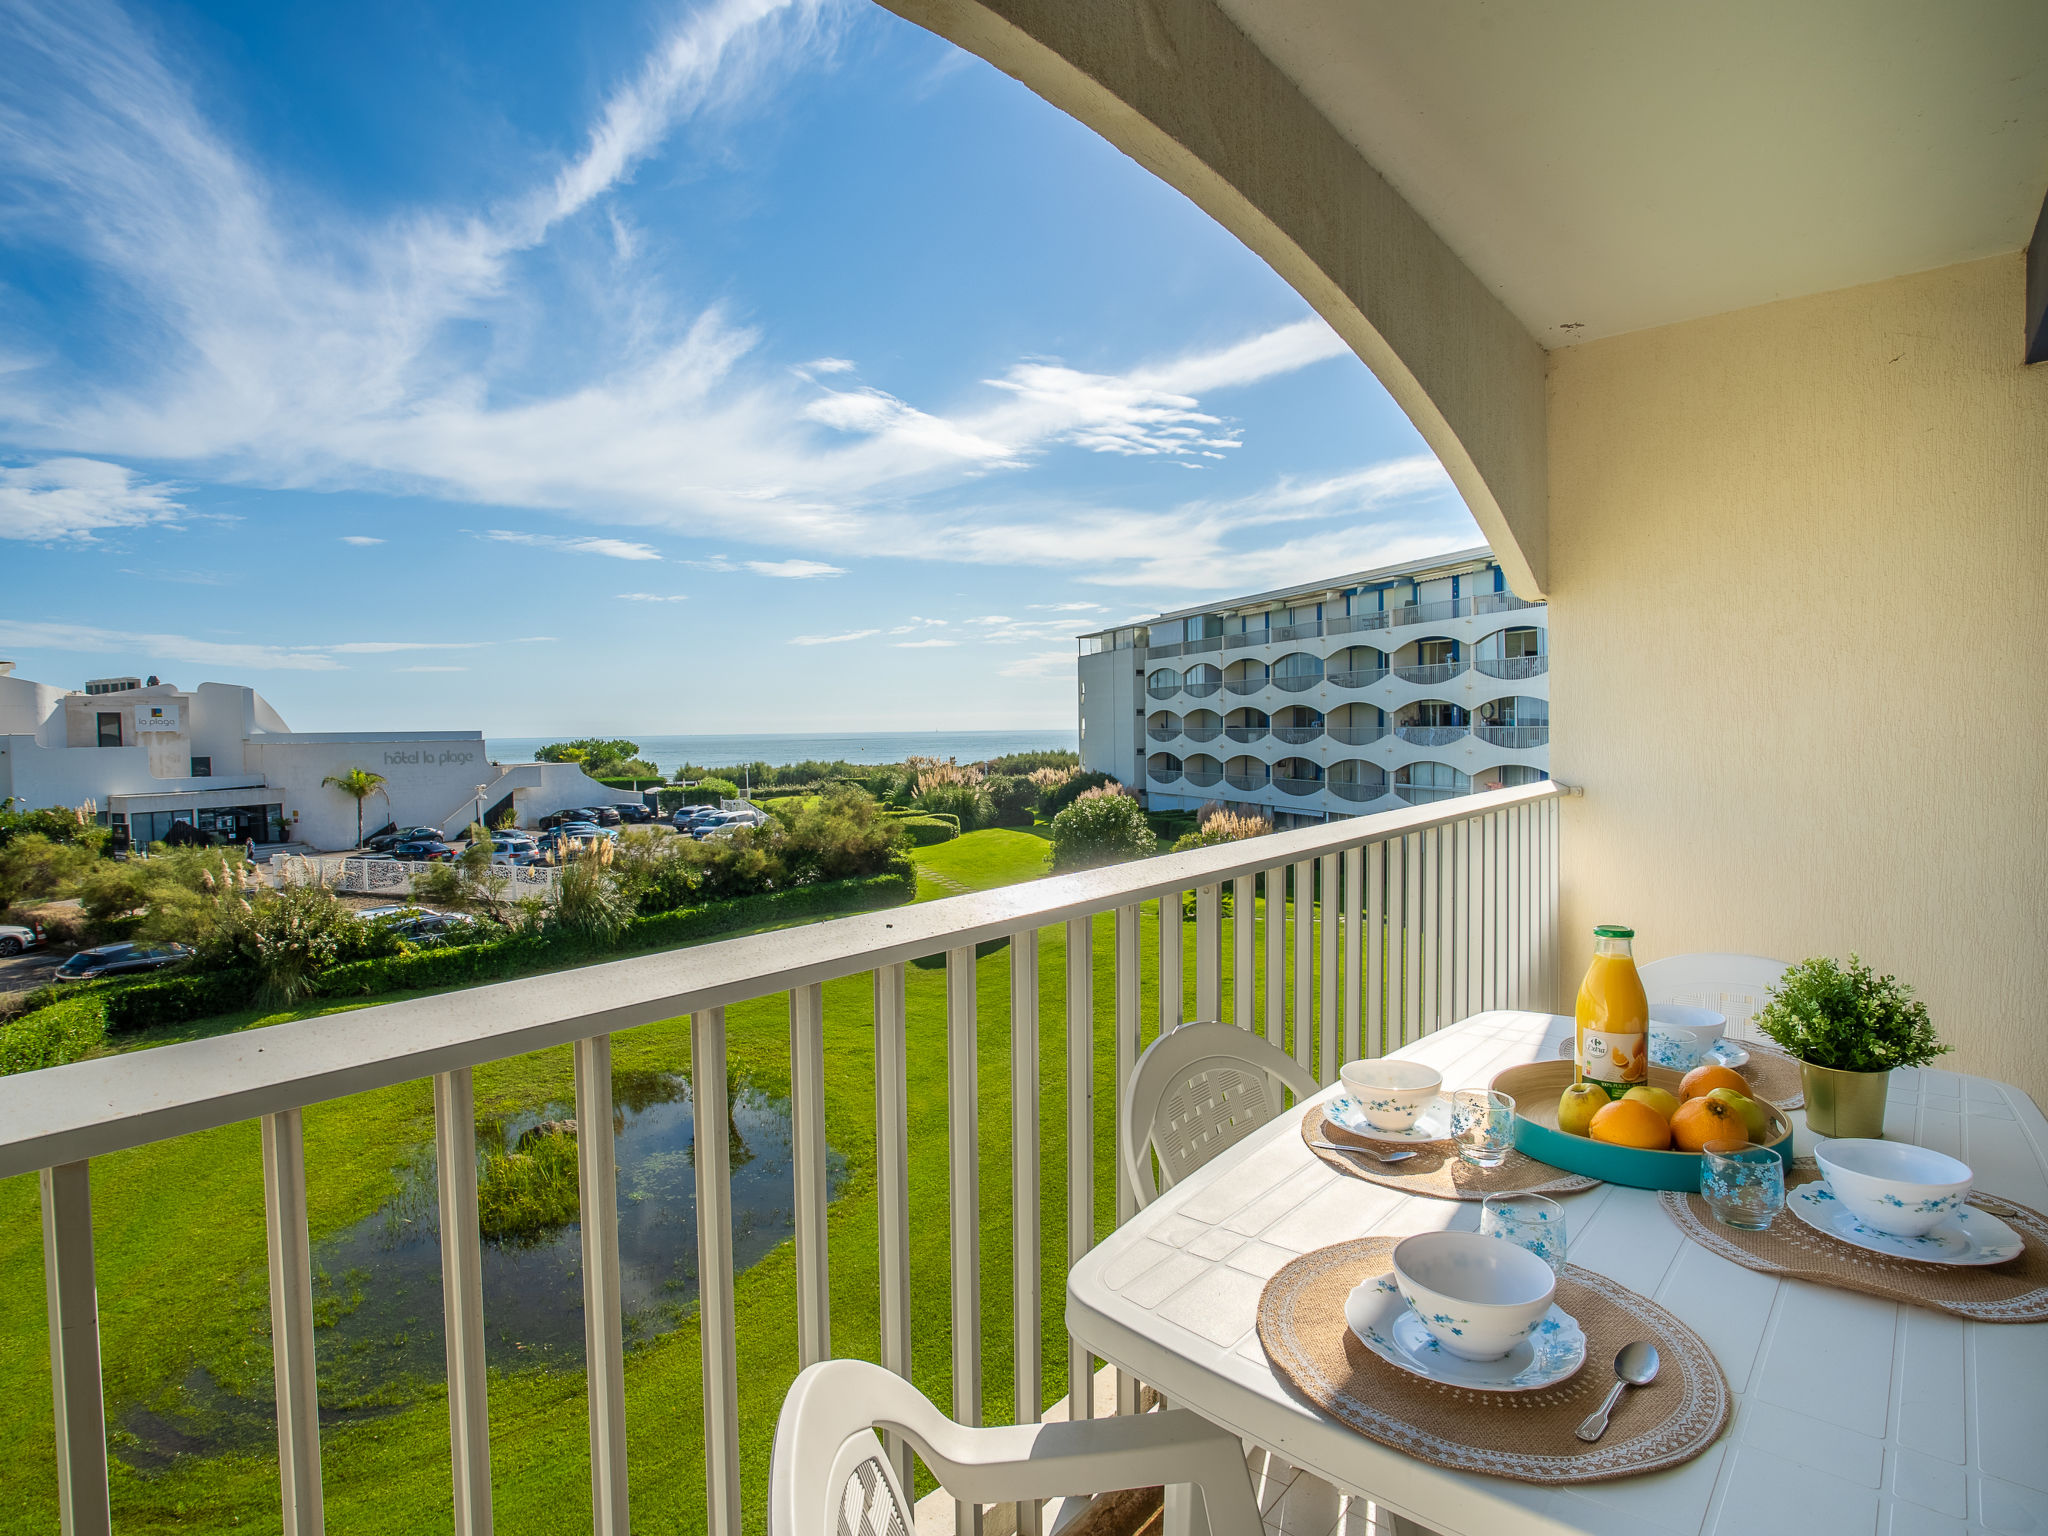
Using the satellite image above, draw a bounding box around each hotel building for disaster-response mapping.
[1076,547,1547,825]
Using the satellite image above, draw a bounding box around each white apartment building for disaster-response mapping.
[0,663,634,850]
[1076,547,1547,825]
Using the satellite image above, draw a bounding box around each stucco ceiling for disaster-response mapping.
[1213,0,2048,346]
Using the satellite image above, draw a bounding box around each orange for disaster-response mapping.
[1588,1098,1671,1150]
[1678,1063,1752,1101]
[1671,1095,1748,1153]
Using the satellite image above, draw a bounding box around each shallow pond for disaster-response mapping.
[119,1071,845,1469]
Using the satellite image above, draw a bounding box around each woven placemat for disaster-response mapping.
[1301,1102,1598,1202]
[1554,1035,1805,1109]
[1659,1161,2048,1322]
[1257,1237,1730,1484]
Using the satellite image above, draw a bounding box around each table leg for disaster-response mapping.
[1163,1482,1214,1536]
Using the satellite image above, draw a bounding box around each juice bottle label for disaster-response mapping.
[1579,1029,1646,1098]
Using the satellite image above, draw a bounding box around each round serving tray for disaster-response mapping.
[1489,1059,1794,1192]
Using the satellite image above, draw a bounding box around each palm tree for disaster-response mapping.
[321,767,388,849]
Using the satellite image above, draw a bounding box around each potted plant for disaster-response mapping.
[1753,954,1947,1138]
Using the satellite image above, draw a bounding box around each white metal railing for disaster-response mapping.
[1475,723,1549,749]
[1223,675,1265,695]
[4,782,1569,1536]
[277,854,565,899]
[1327,780,1390,803]
[1272,725,1323,744]
[1475,655,1548,679]
[1395,723,1469,747]
[1392,660,1468,684]
[1328,725,1389,745]
[1223,725,1268,742]
[1325,667,1387,688]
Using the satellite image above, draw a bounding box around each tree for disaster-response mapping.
[534,739,659,779]
[1049,786,1158,871]
[321,767,388,848]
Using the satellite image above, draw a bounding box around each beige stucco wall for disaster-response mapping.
[1548,254,2048,1104]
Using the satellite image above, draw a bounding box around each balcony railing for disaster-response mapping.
[1183,767,1223,788]
[1269,620,1322,643]
[1182,680,1222,699]
[1328,725,1389,746]
[1326,611,1391,636]
[1223,772,1267,791]
[1273,774,1325,796]
[1472,591,1541,615]
[1224,630,1267,650]
[1270,672,1321,693]
[1328,779,1389,803]
[1396,723,1469,746]
[1272,724,1324,745]
[1185,635,1224,655]
[4,784,1568,1536]
[1223,725,1269,743]
[1475,723,1549,749]
[1396,781,1469,805]
[1391,597,1470,625]
[1182,724,1223,743]
[1147,725,1178,742]
[1392,661,1468,684]
[1475,655,1548,679]
[1326,667,1387,689]
[1146,640,1184,660]
[1146,681,1180,699]
[1147,764,1183,784]
[1224,676,1265,695]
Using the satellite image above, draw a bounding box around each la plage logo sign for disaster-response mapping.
[383,749,478,768]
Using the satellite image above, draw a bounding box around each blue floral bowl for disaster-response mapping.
[1338,1058,1442,1132]
[1814,1138,1971,1238]
[1389,1230,1555,1361]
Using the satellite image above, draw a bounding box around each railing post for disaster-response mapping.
[1195,883,1221,1021]
[1365,840,1386,1059]
[1402,834,1423,1046]
[262,1109,324,1536]
[40,1161,110,1536]
[1231,874,1254,1028]
[1064,917,1094,1425]
[1291,859,1313,1072]
[1342,846,1363,1063]
[946,946,982,1536]
[1422,826,1443,1034]
[1318,852,1339,1079]
[1010,928,1042,1536]
[573,1034,629,1536]
[790,982,831,1368]
[1263,867,1284,1046]
[873,966,915,1493]
[1113,904,1141,1418]
[693,1008,743,1536]
[433,1068,492,1536]
[1159,890,1183,1034]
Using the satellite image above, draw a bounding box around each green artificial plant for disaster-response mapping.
[1753,953,1948,1073]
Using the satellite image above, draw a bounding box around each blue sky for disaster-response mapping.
[0,0,1479,735]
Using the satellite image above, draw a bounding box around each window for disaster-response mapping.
[97,711,122,747]
[1417,638,1458,666]
[189,756,212,777]
[1505,628,1542,659]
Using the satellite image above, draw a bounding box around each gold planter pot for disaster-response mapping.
[1800,1062,1892,1138]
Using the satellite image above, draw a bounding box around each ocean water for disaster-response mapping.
[487,729,1077,777]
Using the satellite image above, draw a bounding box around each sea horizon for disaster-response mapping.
[486,728,1079,778]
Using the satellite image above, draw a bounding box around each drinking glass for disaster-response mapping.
[1701,1141,1784,1231]
[1480,1192,1567,1273]
[1450,1090,1515,1169]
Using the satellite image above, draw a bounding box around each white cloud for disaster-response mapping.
[395,665,468,672]
[746,558,842,578]
[328,640,489,654]
[886,617,947,634]
[997,650,1073,679]
[0,458,183,541]
[617,592,689,602]
[340,535,383,546]
[797,356,856,374]
[891,638,956,648]
[1029,601,1105,612]
[484,530,662,561]
[788,628,878,646]
[0,619,341,670]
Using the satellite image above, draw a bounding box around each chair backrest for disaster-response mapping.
[1638,952,1789,1041]
[772,1362,916,1536]
[1120,1021,1321,1208]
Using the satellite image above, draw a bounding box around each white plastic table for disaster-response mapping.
[1066,1011,2048,1536]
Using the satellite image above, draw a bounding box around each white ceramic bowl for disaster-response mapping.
[1339,1059,1442,1132]
[1815,1138,1972,1238]
[1648,1005,1728,1071]
[1389,1230,1556,1361]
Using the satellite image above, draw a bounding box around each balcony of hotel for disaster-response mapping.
[1474,696,1550,749]
[1181,753,1225,789]
[1145,751,1184,785]
[1222,658,1267,696]
[1179,708,1223,744]
[1324,644,1388,689]
[1327,702,1389,746]
[1222,753,1271,793]
[1222,706,1269,743]
[1393,699,1470,747]
[1269,705,1323,745]
[1267,652,1323,693]
[1180,662,1222,700]
[1390,635,1468,685]
[1145,709,1181,742]
[1325,760,1390,803]
[1474,623,1548,680]
[1144,666,1182,700]
[1270,756,1324,795]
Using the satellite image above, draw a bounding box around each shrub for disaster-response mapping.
[915,780,991,830]
[983,774,1036,827]
[987,750,1079,775]
[197,883,395,1007]
[1171,805,1274,853]
[0,801,108,851]
[597,776,664,790]
[102,970,257,1033]
[1050,787,1157,871]
[655,777,739,811]
[896,816,960,847]
[1753,954,1948,1073]
[550,845,634,946]
[0,993,108,1074]
[1035,770,1114,820]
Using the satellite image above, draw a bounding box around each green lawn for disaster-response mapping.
[0,830,1331,1535]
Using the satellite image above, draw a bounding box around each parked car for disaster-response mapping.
[615,803,655,824]
[366,827,443,853]
[55,942,192,982]
[362,906,476,941]
[672,805,717,830]
[577,805,623,827]
[0,918,46,956]
[387,839,455,862]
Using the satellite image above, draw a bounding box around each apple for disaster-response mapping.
[1558,1082,1607,1138]
[1706,1087,1770,1142]
[1623,1085,1681,1121]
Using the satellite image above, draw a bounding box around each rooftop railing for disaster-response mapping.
[5,783,1568,1536]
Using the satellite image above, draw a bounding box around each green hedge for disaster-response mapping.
[596,777,663,790]
[103,970,257,1033]
[896,816,959,847]
[656,785,735,811]
[0,994,108,1075]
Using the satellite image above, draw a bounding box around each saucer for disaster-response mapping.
[1786,1183,2024,1265]
[1344,1274,1585,1392]
[1327,1094,1452,1144]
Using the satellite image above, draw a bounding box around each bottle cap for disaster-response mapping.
[1593,924,1635,938]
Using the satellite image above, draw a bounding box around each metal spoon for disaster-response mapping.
[1575,1340,1660,1442]
[1310,1139,1419,1166]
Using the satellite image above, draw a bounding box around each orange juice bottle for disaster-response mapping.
[1576,924,1648,1100]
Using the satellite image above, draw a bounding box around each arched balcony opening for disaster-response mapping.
[1223,755,1270,793]
[1395,761,1471,805]
[1146,709,1182,742]
[1474,695,1549,749]
[1394,699,1469,746]
[1271,652,1323,693]
[1475,625,1547,680]
[1223,658,1269,696]
[1145,666,1183,699]
[1224,706,1270,743]
[1326,645,1387,688]
[1183,662,1223,699]
[1271,705,1324,745]
[1391,635,1466,684]
[1273,756,1324,796]
[1182,708,1223,743]
[1183,753,1224,788]
[1328,702,1387,746]
[1146,751,1184,785]
[1475,764,1551,791]
[1327,759,1390,803]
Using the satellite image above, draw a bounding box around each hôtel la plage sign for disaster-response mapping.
[382,747,479,769]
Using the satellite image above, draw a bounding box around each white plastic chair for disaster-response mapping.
[1638,952,1789,1042]
[768,1357,1262,1536]
[1121,1021,1321,1209]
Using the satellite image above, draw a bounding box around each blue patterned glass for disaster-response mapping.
[1480,1193,1567,1273]
[1450,1089,1515,1169]
[1701,1143,1784,1231]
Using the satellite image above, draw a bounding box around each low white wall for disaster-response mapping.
[249,736,492,849]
